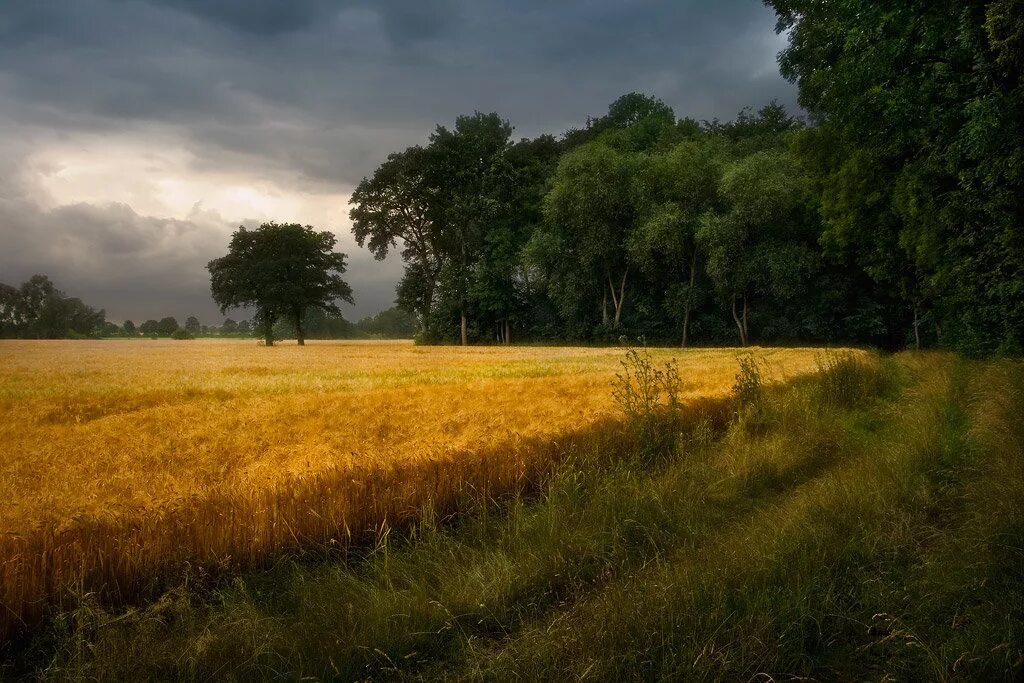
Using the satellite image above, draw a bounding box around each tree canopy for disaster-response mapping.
[207,222,353,346]
[345,15,1020,355]
[765,0,1024,354]
[0,275,106,339]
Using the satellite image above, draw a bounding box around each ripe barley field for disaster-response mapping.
[0,339,824,641]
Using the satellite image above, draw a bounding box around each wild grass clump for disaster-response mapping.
[813,348,891,408]
[732,352,765,408]
[611,347,683,460]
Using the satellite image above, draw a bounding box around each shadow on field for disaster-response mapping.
[0,392,735,646]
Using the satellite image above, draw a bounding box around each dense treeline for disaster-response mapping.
[0,275,108,339]
[766,0,1024,355]
[350,99,900,348]
[351,3,1023,354]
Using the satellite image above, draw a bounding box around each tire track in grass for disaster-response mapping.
[456,355,959,681]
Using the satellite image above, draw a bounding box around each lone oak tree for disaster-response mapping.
[208,222,353,346]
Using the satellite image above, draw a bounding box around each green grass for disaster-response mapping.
[7,351,1023,681]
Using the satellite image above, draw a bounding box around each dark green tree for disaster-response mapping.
[697,150,812,346]
[157,317,179,336]
[207,222,354,346]
[0,275,106,339]
[471,135,560,344]
[350,146,444,340]
[355,306,418,338]
[765,0,1024,353]
[629,139,724,346]
[565,93,678,152]
[542,141,637,329]
[429,112,514,344]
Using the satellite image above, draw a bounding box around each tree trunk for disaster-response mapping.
[419,309,431,340]
[913,305,921,350]
[742,294,749,346]
[294,309,305,346]
[608,270,628,328]
[731,295,746,347]
[504,319,511,345]
[681,303,691,349]
[602,289,608,325]
[615,270,627,327]
[681,252,697,348]
[263,317,274,347]
[421,277,438,341]
[460,310,468,346]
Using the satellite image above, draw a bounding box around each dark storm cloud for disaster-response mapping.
[0,0,794,322]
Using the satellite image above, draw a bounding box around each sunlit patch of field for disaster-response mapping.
[0,339,821,533]
[0,339,826,639]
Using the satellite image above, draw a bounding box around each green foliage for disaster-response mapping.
[350,146,443,338]
[156,317,178,336]
[350,80,1014,351]
[207,222,353,346]
[766,0,1024,354]
[543,141,636,328]
[0,274,106,339]
[696,150,814,345]
[170,328,193,340]
[350,114,516,344]
[355,306,417,338]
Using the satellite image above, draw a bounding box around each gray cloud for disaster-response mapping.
[0,0,794,324]
[0,192,404,324]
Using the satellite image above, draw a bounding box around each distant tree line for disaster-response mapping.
[117,308,413,341]
[0,275,107,339]
[1,273,413,341]
[349,2,1023,355]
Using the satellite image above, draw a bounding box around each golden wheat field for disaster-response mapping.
[0,339,825,638]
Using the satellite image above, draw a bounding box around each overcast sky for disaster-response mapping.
[0,0,795,324]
